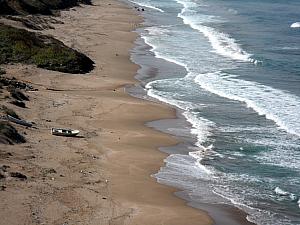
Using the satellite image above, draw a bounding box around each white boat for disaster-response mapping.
[51,128,80,137]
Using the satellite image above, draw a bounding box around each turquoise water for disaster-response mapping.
[128,0,300,224]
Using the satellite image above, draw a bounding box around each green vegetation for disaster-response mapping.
[0,24,94,73]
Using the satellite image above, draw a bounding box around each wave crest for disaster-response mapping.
[176,0,260,64]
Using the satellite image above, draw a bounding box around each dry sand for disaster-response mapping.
[0,0,214,224]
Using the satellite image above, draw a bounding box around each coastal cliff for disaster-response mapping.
[0,0,92,15]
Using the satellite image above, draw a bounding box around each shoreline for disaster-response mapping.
[95,1,214,224]
[0,0,213,224]
[0,0,258,224]
[128,7,257,225]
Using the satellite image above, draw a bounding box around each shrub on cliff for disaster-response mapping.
[0,24,94,73]
[0,0,92,15]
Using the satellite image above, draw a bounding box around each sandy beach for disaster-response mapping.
[0,0,213,224]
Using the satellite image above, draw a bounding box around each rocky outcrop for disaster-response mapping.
[0,121,26,144]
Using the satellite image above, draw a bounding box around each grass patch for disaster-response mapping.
[0,24,94,73]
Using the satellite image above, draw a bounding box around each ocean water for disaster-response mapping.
[127,0,300,224]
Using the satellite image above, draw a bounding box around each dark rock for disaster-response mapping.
[10,100,26,108]
[0,121,26,144]
[0,172,5,179]
[0,165,10,172]
[10,172,27,180]
[0,185,6,191]
[41,168,57,176]
[0,76,32,90]
[9,88,29,101]
[1,106,20,119]
[0,151,13,158]
[0,68,5,75]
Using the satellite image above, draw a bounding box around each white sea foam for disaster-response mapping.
[290,22,300,28]
[146,80,194,110]
[188,150,214,174]
[154,154,215,191]
[273,46,300,51]
[164,154,212,178]
[145,26,169,36]
[297,199,300,209]
[175,0,259,64]
[143,26,214,145]
[213,185,294,225]
[274,187,299,203]
[129,0,164,12]
[141,29,189,69]
[290,194,298,202]
[183,111,214,145]
[194,71,300,137]
[251,136,300,170]
[227,8,238,15]
[275,187,290,196]
[145,78,215,146]
[146,79,216,180]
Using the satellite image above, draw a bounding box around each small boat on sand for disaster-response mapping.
[51,128,80,137]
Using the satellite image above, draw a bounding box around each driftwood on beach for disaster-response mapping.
[2,115,33,127]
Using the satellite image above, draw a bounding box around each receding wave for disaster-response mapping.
[141,30,188,68]
[175,0,259,64]
[146,79,214,135]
